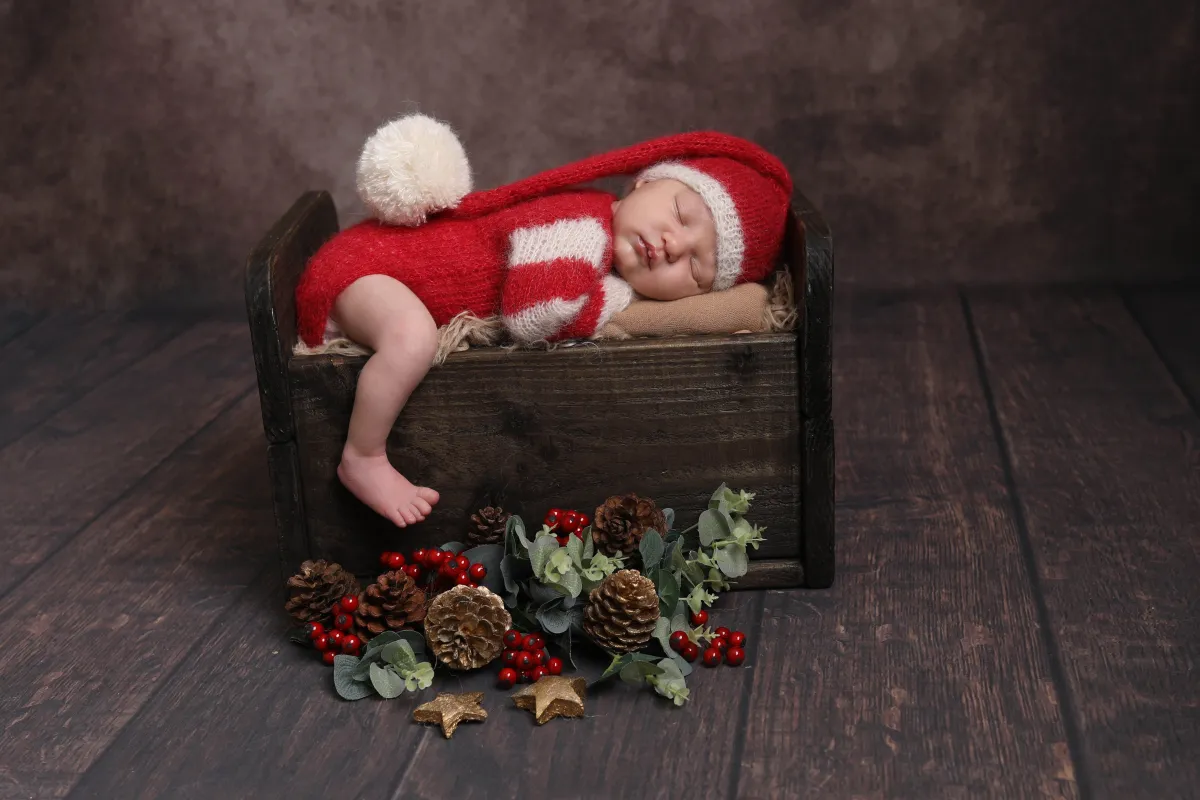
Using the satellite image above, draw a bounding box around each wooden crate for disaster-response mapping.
[245,190,834,590]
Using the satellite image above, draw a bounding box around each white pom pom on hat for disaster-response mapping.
[355,114,473,226]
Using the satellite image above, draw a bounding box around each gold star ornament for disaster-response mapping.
[412,692,488,738]
[511,675,587,725]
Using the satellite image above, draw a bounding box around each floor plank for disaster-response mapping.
[967,288,1200,799]
[736,292,1078,799]
[1125,287,1200,410]
[0,309,196,450]
[0,318,255,597]
[0,394,275,799]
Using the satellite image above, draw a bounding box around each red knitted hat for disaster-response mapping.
[356,114,794,289]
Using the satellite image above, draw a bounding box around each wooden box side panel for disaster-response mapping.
[290,335,803,577]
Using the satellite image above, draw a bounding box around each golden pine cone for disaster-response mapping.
[591,493,668,564]
[354,570,427,642]
[423,585,513,670]
[284,560,361,624]
[467,505,510,547]
[581,569,661,654]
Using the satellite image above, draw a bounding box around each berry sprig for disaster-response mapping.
[304,595,365,665]
[496,629,563,688]
[543,507,590,547]
[666,610,747,668]
[379,548,489,595]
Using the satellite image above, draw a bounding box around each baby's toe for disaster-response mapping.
[414,497,433,516]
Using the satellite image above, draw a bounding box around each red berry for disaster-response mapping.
[669,631,689,651]
[379,551,395,567]
[427,549,445,567]
[532,650,546,667]
[681,642,700,662]
[403,564,423,581]
[690,609,709,626]
[523,633,544,652]
[439,560,459,579]
[729,631,747,648]
[333,613,354,632]
[454,555,471,572]
[413,548,428,565]
[547,657,563,675]
[712,637,728,652]
[725,647,746,666]
[339,595,360,613]
[562,511,580,530]
[502,649,519,666]
[322,650,337,665]
[578,513,590,527]
[455,571,473,586]
[504,630,523,648]
[386,552,405,570]
[517,652,534,671]
[312,634,330,651]
[544,508,562,528]
[518,670,532,683]
[714,626,732,640]
[469,563,487,581]
[531,666,549,681]
[305,621,325,640]
[341,635,362,655]
[327,630,345,648]
[497,668,518,689]
[702,648,722,667]
[557,536,568,547]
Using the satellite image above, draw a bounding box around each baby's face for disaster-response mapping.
[610,178,717,300]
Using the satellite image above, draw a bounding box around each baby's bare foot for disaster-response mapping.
[337,450,440,528]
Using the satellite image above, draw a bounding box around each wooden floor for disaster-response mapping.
[1,286,1197,800]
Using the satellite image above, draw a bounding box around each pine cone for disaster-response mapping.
[582,569,661,654]
[591,493,668,564]
[423,585,512,670]
[467,505,510,546]
[284,560,361,624]
[354,570,428,641]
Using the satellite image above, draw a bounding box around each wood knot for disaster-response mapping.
[728,345,758,377]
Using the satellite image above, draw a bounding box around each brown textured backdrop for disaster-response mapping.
[2,0,1198,310]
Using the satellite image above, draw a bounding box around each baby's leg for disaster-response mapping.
[330,274,441,528]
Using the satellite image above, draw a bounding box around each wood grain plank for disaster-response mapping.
[0,319,255,597]
[737,292,1077,799]
[396,591,764,800]
[292,335,804,576]
[1125,287,1200,409]
[0,309,196,450]
[0,394,275,799]
[968,288,1200,798]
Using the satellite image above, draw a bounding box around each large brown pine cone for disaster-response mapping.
[582,569,661,654]
[467,505,510,547]
[591,493,668,564]
[284,560,361,624]
[354,570,428,641]
[423,585,512,670]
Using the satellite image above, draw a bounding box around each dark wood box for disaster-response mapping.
[245,190,834,591]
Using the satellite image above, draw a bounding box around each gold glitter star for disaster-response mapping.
[412,692,488,738]
[511,676,587,725]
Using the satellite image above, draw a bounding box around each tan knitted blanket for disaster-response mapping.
[295,268,796,365]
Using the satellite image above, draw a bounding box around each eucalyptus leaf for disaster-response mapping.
[526,580,564,605]
[583,529,595,559]
[556,570,582,598]
[569,605,585,634]
[655,568,680,617]
[395,629,428,658]
[639,529,665,572]
[566,534,584,568]
[698,509,733,546]
[528,535,558,578]
[333,655,374,700]
[670,606,689,633]
[708,482,730,509]
[536,604,573,635]
[439,541,466,555]
[554,631,576,669]
[462,544,505,594]
[361,631,402,660]
[381,641,418,673]
[664,508,675,532]
[715,545,749,578]
[510,605,540,633]
[369,662,407,699]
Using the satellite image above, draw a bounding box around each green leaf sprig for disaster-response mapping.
[333,630,434,701]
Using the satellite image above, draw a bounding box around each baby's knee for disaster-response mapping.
[378,314,438,364]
